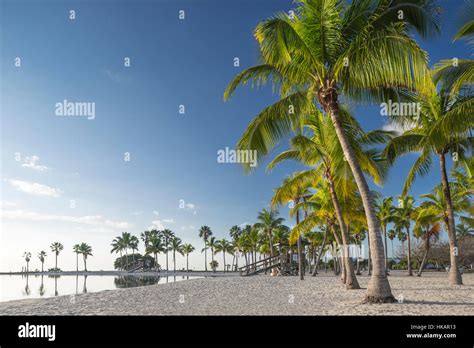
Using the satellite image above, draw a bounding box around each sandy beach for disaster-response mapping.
[0,271,472,316]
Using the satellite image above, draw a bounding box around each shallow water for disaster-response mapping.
[0,274,201,302]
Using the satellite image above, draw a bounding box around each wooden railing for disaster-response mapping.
[238,255,281,276]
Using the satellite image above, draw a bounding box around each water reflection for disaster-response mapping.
[7,274,197,302]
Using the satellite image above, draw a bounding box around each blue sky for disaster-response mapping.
[0,0,469,271]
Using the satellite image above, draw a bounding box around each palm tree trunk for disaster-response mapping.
[204,243,208,271]
[173,251,176,272]
[223,252,226,272]
[83,255,87,272]
[296,208,304,280]
[368,233,372,276]
[383,224,389,275]
[41,262,44,273]
[406,226,413,276]
[326,176,359,288]
[417,234,430,277]
[186,254,189,272]
[326,94,393,302]
[313,226,329,276]
[391,239,394,262]
[55,253,58,270]
[76,253,79,272]
[439,153,462,285]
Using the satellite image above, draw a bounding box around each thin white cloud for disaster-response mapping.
[21,155,49,172]
[7,179,62,197]
[1,209,131,229]
[0,201,17,208]
[148,218,174,230]
[180,225,196,230]
[382,121,415,135]
[153,210,160,216]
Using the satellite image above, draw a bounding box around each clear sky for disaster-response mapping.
[0,0,469,272]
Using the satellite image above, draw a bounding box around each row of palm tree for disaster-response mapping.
[224,0,473,302]
[23,242,93,272]
[111,231,195,272]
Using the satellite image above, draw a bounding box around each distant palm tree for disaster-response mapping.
[50,242,64,271]
[387,229,396,261]
[120,232,132,268]
[182,244,195,272]
[375,197,395,273]
[170,236,183,272]
[254,208,284,258]
[130,235,139,263]
[215,239,233,272]
[161,229,175,271]
[146,234,165,270]
[393,195,416,276]
[110,237,125,269]
[37,251,47,273]
[413,206,441,276]
[199,226,213,271]
[73,244,81,271]
[78,243,93,271]
[206,236,218,265]
[23,252,31,273]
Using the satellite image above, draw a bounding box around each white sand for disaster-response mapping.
[0,271,472,315]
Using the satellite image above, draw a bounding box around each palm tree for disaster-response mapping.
[206,236,218,265]
[387,229,396,261]
[199,226,213,271]
[224,0,438,303]
[254,208,285,259]
[419,183,471,280]
[413,206,441,276]
[215,239,233,272]
[130,235,139,263]
[146,234,165,270]
[110,237,125,269]
[384,72,472,285]
[37,251,47,273]
[121,232,133,268]
[182,244,195,272]
[73,244,81,272]
[169,236,183,272]
[23,252,31,273]
[78,243,93,271]
[272,174,312,281]
[50,242,64,271]
[393,195,416,276]
[375,197,395,274]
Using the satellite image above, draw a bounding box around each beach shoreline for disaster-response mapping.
[1,271,472,316]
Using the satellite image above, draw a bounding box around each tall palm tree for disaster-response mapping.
[375,197,395,273]
[384,71,473,285]
[215,239,233,272]
[254,208,285,259]
[393,195,416,276]
[199,226,212,271]
[73,244,81,272]
[146,234,165,270]
[37,251,47,273]
[50,242,64,271]
[23,252,31,273]
[169,236,183,272]
[182,244,195,272]
[78,243,93,272]
[225,0,439,303]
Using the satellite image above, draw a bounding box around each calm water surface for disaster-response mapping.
[0,274,201,302]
